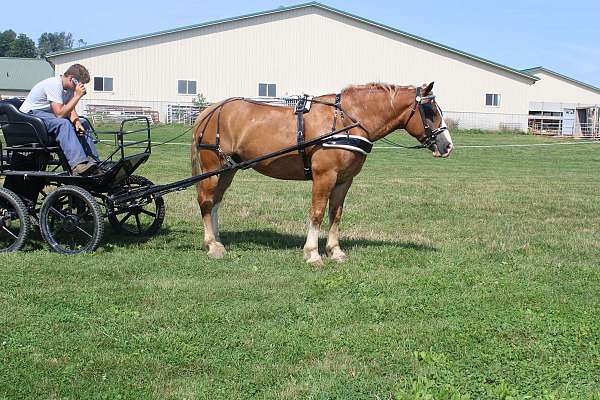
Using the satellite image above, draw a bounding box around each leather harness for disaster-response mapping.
[294,95,313,180]
[196,87,446,180]
[295,93,373,180]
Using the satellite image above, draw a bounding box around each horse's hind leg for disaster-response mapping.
[326,178,353,263]
[196,170,236,258]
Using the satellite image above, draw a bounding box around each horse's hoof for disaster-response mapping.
[330,252,347,263]
[327,247,347,263]
[307,257,324,267]
[207,243,226,259]
[305,253,324,267]
[303,248,314,261]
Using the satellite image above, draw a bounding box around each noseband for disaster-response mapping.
[405,87,448,149]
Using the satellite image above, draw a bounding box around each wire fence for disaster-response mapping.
[443,111,529,132]
[76,97,299,126]
[69,98,594,138]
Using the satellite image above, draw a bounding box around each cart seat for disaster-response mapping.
[0,98,54,147]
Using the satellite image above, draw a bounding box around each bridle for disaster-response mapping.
[401,87,449,150]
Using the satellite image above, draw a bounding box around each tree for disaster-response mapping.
[0,30,17,57]
[7,34,36,58]
[37,32,73,57]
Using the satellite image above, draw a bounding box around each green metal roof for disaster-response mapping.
[48,2,538,83]
[522,67,600,94]
[0,57,54,91]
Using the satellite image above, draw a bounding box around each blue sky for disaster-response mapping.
[8,0,600,87]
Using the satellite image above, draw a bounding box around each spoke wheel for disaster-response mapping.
[108,175,165,236]
[0,187,30,253]
[39,185,104,254]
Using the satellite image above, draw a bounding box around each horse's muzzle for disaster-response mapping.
[432,143,453,158]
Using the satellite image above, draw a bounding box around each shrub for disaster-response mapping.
[192,93,209,110]
[445,117,459,131]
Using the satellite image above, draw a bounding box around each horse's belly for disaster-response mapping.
[250,154,307,180]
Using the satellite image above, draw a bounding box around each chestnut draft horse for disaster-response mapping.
[191,82,453,265]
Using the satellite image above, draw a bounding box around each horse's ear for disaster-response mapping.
[422,82,435,96]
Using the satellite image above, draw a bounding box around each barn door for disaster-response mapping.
[577,108,589,136]
[561,109,575,136]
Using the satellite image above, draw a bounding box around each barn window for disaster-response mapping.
[178,80,197,95]
[485,93,501,107]
[94,77,113,92]
[258,83,276,97]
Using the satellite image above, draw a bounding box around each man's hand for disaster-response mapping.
[73,119,85,135]
[74,83,87,98]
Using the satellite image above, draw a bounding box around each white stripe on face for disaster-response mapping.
[440,128,452,146]
[440,117,452,146]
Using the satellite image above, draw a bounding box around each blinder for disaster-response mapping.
[412,87,448,150]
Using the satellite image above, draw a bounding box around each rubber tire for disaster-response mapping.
[108,175,165,236]
[39,185,104,254]
[0,187,30,253]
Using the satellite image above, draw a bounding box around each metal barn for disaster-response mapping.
[45,3,599,135]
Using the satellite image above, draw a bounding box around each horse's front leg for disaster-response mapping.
[326,178,353,263]
[304,171,337,266]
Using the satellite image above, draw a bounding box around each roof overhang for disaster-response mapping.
[522,67,600,94]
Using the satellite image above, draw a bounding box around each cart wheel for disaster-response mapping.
[108,175,165,236]
[0,187,30,253]
[39,185,104,254]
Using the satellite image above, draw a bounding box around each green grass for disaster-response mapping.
[1,127,600,399]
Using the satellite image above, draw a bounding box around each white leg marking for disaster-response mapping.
[303,223,323,265]
[326,225,347,263]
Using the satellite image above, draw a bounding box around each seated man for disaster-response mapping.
[19,64,100,175]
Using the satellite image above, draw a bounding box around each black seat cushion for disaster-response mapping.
[0,99,51,146]
[3,97,23,109]
[2,97,23,110]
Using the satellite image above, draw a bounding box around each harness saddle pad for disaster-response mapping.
[322,134,373,155]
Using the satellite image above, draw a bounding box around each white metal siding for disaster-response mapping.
[50,7,532,120]
[528,71,600,107]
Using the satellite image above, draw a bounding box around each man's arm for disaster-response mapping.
[50,83,86,118]
[70,109,86,134]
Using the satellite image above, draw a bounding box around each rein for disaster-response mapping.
[151,124,196,147]
[193,87,447,176]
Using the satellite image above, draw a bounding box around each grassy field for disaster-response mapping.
[1,126,599,399]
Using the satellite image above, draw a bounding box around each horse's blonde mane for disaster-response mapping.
[342,82,416,97]
[340,83,418,112]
